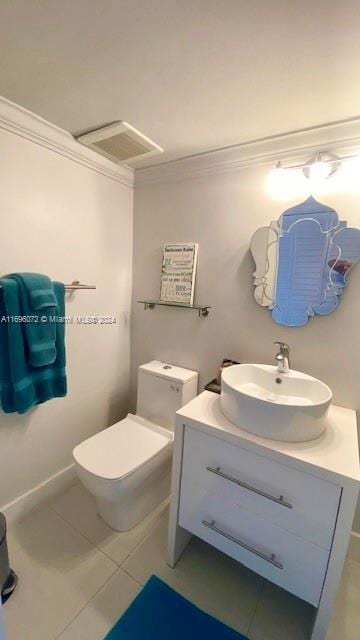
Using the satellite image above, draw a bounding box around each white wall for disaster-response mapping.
[131,145,360,532]
[0,120,133,510]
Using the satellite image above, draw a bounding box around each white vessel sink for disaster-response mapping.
[220,364,332,442]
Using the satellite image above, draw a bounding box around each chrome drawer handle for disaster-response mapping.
[202,519,283,570]
[206,466,293,509]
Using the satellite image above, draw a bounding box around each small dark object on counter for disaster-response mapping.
[0,512,17,603]
[205,358,240,394]
[216,358,240,385]
[1,569,17,603]
[204,378,221,394]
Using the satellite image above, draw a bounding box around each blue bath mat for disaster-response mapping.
[105,575,248,639]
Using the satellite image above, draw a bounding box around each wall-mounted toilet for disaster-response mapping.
[73,361,198,531]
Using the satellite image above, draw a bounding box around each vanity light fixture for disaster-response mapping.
[302,152,340,180]
[272,151,360,181]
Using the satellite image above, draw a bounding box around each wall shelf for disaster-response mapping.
[138,299,211,317]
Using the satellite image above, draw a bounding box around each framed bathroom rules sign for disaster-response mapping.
[160,243,198,305]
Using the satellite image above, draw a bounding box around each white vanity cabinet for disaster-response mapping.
[168,391,360,640]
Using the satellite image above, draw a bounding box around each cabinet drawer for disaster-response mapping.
[182,427,340,550]
[179,484,329,605]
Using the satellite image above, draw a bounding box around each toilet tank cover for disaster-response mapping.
[139,360,198,384]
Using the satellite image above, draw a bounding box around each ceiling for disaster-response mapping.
[1,1,360,168]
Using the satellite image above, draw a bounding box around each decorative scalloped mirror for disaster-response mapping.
[250,196,360,326]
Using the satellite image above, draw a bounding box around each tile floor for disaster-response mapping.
[2,482,359,640]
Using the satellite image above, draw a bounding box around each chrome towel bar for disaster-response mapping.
[0,280,96,291]
[64,281,96,291]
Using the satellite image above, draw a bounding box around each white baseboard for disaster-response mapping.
[1,464,77,525]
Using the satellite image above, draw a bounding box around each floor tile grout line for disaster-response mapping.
[46,505,120,638]
[100,507,167,569]
[347,556,360,568]
[45,494,168,635]
[54,563,120,640]
[119,514,166,569]
[121,565,145,587]
[49,502,129,567]
[117,500,170,569]
[246,578,266,638]
[7,499,321,640]
[8,500,109,559]
[8,501,120,640]
[49,500,167,570]
[7,490,329,640]
[49,503,106,547]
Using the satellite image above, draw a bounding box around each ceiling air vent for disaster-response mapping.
[75,121,163,165]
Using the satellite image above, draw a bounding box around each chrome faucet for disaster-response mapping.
[274,342,290,373]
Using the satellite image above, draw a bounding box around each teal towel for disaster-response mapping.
[9,273,57,309]
[7,273,57,367]
[0,279,67,414]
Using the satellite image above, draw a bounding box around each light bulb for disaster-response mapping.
[308,160,332,181]
[267,165,287,189]
[344,155,360,176]
[267,164,307,199]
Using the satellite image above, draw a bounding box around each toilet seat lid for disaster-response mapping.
[73,414,172,481]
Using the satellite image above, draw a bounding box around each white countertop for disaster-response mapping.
[176,391,360,486]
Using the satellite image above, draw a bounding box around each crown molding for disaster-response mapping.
[0,96,134,188]
[136,117,360,186]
